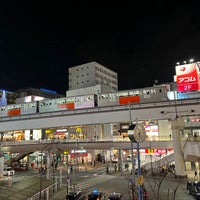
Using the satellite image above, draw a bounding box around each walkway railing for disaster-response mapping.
[1,135,180,147]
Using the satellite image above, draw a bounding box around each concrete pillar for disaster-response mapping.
[170,117,186,177]
[46,188,49,200]
[118,146,122,172]
[46,151,51,180]
[198,159,200,172]
[0,156,4,178]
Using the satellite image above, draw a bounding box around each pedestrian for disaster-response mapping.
[39,167,44,174]
[114,164,117,173]
[36,160,39,168]
[55,162,58,170]
[194,169,198,179]
[31,162,34,169]
[125,163,128,172]
[106,166,109,174]
[194,133,197,141]
[70,165,73,172]
[44,166,47,174]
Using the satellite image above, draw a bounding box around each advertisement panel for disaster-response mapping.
[175,63,200,92]
[7,108,21,116]
[119,96,140,104]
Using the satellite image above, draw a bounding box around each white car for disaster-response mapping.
[3,167,15,176]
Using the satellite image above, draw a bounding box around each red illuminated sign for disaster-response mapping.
[119,96,140,104]
[175,63,200,92]
[58,102,74,109]
[8,108,21,116]
[70,153,88,157]
[145,148,167,155]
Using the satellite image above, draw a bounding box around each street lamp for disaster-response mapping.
[72,132,79,192]
[0,134,4,178]
[128,123,146,200]
[64,150,69,195]
[39,149,44,200]
[127,124,136,199]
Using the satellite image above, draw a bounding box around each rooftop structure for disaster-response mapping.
[68,61,118,92]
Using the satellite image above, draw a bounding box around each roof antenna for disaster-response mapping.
[154,79,158,86]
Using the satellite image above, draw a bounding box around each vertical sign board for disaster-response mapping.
[175,63,200,92]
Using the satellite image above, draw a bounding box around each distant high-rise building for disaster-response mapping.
[16,88,64,99]
[0,90,7,105]
[68,61,118,91]
[0,89,19,105]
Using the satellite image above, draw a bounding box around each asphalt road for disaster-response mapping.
[0,166,195,200]
[50,167,194,200]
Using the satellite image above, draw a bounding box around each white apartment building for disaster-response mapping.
[68,61,118,91]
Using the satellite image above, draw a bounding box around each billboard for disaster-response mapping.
[174,63,200,92]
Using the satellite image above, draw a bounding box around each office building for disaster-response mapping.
[68,61,118,91]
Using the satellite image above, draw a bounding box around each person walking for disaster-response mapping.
[194,133,198,141]
[114,164,117,173]
[194,169,198,180]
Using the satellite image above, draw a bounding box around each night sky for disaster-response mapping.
[0,2,200,95]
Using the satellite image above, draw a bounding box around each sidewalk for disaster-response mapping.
[0,162,105,200]
[0,175,55,200]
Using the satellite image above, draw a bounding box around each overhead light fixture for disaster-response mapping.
[189,58,194,63]
[161,110,195,114]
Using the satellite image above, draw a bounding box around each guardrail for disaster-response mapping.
[27,182,59,200]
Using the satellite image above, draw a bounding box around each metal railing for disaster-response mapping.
[27,182,59,200]
[1,135,177,147]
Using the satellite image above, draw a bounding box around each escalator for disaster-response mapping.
[4,152,33,166]
[183,137,200,161]
[141,153,174,173]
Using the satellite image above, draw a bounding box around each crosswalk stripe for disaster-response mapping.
[63,175,116,191]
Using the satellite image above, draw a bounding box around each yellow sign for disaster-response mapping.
[76,127,82,133]
[148,149,154,154]
[63,150,68,155]
[137,175,144,185]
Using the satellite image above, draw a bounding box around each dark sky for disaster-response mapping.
[0,2,200,95]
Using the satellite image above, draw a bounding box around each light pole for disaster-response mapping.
[0,136,4,178]
[128,124,137,199]
[149,140,153,176]
[39,149,43,200]
[136,142,143,200]
[72,133,78,192]
[128,123,146,200]
[64,150,69,195]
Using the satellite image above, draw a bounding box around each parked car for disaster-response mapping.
[13,163,27,171]
[87,189,105,200]
[66,191,85,200]
[188,183,200,200]
[108,192,122,200]
[3,166,15,176]
[187,181,200,193]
